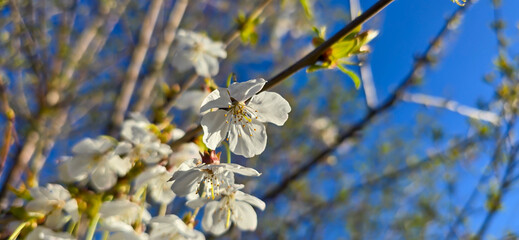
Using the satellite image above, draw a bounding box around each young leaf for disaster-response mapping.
[337,64,361,89]
[299,0,314,20]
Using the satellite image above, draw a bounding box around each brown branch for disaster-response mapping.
[0,78,15,176]
[260,0,395,92]
[133,0,189,112]
[0,2,130,209]
[170,0,397,146]
[110,0,164,132]
[262,2,471,201]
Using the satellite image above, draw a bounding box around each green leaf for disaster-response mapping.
[226,73,233,87]
[331,40,355,59]
[299,0,314,20]
[307,64,329,73]
[337,64,361,89]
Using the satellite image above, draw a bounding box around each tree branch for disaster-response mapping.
[401,92,501,125]
[133,0,189,112]
[262,2,471,201]
[170,0,397,146]
[110,0,164,132]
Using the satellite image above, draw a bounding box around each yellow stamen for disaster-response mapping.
[226,208,231,228]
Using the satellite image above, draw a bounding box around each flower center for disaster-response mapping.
[224,102,259,138]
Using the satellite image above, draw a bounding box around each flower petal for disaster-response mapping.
[64,199,79,222]
[232,201,257,231]
[106,155,132,176]
[228,121,267,158]
[235,191,266,210]
[174,90,209,112]
[223,163,261,177]
[202,201,229,236]
[45,209,67,230]
[228,78,266,102]
[173,51,195,73]
[91,166,117,191]
[201,110,231,150]
[170,170,204,196]
[247,91,291,126]
[65,156,92,181]
[201,53,220,77]
[200,89,232,113]
[186,197,211,209]
[26,227,75,240]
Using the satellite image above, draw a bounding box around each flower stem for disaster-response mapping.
[8,221,28,240]
[66,221,77,235]
[159,203,167,216]
[222,142,231,163]
[85,213,100,240]
[102,231,110,240]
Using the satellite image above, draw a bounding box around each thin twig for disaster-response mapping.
[402,92,501,125]
[445,118,515,239]
[475,143,519,239]
[349,0,379,108]
[133,0,189,112]
[170,0,397,146]
[110,0,164,132]
[0,78,15,176]
[267,136,478,237]
[262,2,471,201]
[0,2,130,208]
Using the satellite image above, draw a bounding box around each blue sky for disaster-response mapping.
[365,0,519,238]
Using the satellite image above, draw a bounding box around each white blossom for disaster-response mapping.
[99,199,150,233]
[173,29,227,77]
[59,136,132,191]
[134,165,175,204]
[200,78,291,157]
[108,231,149,240]
[26,184,79,230]
[310,116,338,146]
[200,188,266,236]
[149,214,205,240]
[26,226,75,240]
[121,114,172,164]
[170,157,260,199]
[174,89,210,114]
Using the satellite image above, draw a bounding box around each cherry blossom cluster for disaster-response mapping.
[6,29,291,239]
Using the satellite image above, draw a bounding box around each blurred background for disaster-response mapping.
[1,0,519,239]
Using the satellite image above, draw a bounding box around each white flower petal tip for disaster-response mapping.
[173,29,226,77]
[59,135,133,192]
[201,189,265,236]
[25,184,78,230]
[149,214,205,240]
[199,78,291,157]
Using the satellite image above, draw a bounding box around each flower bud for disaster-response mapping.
[200,150,221,164]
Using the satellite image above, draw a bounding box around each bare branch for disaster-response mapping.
[133,0,189,112]
[0,78,15,176]
[110,0,164,131]
[350,0,379,108]
[170,0,396,145]
[401,92,501,125]
[261,2,472,201]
